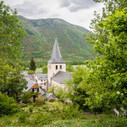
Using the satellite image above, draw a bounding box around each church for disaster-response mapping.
[48,38,72,88]
[23,38,73,95]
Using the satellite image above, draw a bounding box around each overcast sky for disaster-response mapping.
[3,0,103,30]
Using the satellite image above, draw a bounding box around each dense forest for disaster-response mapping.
[0,0,127,126]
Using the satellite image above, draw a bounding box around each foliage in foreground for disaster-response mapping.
[44,115,127,127]
[0,102,82,126]
[0,1,27,99]
[65,9,127,113]
[0,102,127,127]
[0,93,17,115]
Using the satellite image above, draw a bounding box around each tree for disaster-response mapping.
[66,66,89,110]
[85,8,127,111]
[0,93,17,115]
[21,92,33,103]
[0,1,27,99]
[29,57,36,71]
[0,1,25,62]
[94,0,127,15]
[66,1,127,113]
[66,65,74,72]
[42,66,47,74]
[78,9,127,112]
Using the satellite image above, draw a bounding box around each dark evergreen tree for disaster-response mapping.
[29,58,36,71]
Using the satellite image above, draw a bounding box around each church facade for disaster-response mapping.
[48,38,72,88]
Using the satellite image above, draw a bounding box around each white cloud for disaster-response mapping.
[3,0,103,30]
[60,0,97,12]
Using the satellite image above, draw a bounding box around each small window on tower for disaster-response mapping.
[56,65,58,70]
[60,65,62,69]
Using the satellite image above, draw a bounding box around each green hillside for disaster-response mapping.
[19,16,95,62]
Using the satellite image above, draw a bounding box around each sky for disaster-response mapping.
[3,0,103,30]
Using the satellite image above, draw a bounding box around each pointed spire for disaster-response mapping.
[48,38,65,64]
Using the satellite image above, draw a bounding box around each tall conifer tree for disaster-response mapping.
[29,58,36,71]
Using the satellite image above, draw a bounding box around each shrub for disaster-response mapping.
[48,98,56,102]
[21,92,33,103]
[29,107,33,113]
[35,96,47,106]
[42,66,47,74]
[28,70,35,74]
[18,112,27,123]
[0,93,17,115]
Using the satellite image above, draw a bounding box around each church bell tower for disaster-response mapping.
[48,38,66,85]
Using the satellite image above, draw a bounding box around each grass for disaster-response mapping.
[0,102,127,127]
[44,115,127,127]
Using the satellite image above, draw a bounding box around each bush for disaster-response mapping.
[28,70,35,74]
[0,93,17,115]
[18,112,27,123]
[42,66,47,74]
[55,104,80,119]
[48,98,57,102]
[21,92,33,103]
[35,96,47,106]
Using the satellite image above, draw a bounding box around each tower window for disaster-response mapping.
[56,65,58,70]
[60,65,62,69]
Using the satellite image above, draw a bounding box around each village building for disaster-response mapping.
[23,38,73,95]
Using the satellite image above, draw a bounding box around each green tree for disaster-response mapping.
[66,66,89,110]
[66,65,74,72]
[67,1,127,113]
[84,9,127,111]
[0,1,26,99]
[21,92,33,103]
[0,1,25,62]
[0,93,17,115]
[29,57,36,71]
[42,66,47,74]
[94,0,127,15]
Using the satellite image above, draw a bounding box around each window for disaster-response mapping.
[56,65,58,70]
[33,88,39,92]
[34,88,38,92]
[60,65,62,69]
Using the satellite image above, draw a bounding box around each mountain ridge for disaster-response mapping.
[19,16,95,62]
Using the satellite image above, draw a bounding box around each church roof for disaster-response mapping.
[52,71,73,84]
[48,38,65,64]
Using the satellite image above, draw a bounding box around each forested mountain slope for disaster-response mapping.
[19,16,95,62]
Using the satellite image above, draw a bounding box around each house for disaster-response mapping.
[23,78,45,95]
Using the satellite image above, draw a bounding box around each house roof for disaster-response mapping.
[36,71,42,75]
[52,71,73,84]
[23,78,36,92]
[48,38,65,64]
[32,84,40,89]
[36,73,47,80]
